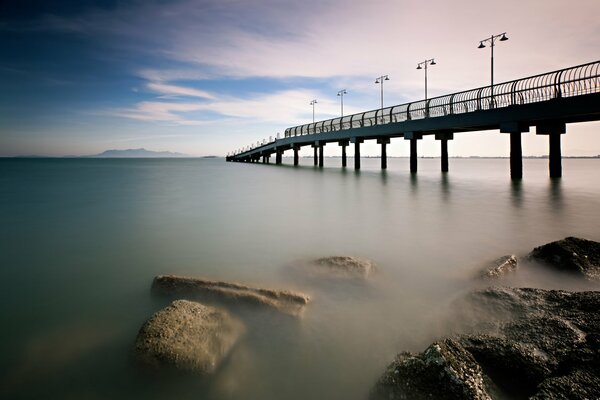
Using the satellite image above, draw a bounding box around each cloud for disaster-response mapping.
[110,88,337,127]
[110,101,210,125]
[146,82,215,99]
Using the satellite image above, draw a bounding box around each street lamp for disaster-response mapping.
[374,75,390,110]
[416,58,436,101]
[337,89,347,117]
[309,99,318,123]
[478,32,509,108]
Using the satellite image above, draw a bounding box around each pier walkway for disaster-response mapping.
[226,61,600,179]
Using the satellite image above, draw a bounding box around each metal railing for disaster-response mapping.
[283,60,600,138]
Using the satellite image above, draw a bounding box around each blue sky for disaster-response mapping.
[1,0,599,157]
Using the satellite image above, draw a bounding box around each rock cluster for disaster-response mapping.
[371,287,600,399]
[152,275,310,317]
[371,236,600,400]
[134,300,243,374]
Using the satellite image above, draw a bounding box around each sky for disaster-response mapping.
[1,0,599,157]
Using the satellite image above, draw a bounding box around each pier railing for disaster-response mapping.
[283,60,600,137]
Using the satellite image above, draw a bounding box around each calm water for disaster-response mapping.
[1,157,599,400]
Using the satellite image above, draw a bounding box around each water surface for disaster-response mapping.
[1,157,599,399]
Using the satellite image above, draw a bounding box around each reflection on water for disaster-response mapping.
[511,179,523,208]
[0,158,599,399]
[549,177,563,209]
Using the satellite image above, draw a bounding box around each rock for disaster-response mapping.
[371,338,492,400]
[371,287,600,400]
[479,255,518,279]
[152,275,310,317]
[309,256,377,279]
[134,300,243,374]
[527,236,600,280]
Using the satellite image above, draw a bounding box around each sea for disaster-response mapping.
[1,157,599,400]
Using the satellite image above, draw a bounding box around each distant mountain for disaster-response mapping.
[88,148,190,158]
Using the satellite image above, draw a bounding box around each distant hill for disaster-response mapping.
[88,148,190,158]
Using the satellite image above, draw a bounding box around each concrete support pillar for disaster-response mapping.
[275,151,282,165]
[404,132,423,174]
[377,138,390,169]
[440,140,448,172]
[410,139,418,173]
[339,140,349,167]
[501,122,529,180]
[510,133,522,180]
[536,122,566,178]
[319,143,324,167]
[351,138,364,170]
[313,145,318,166]
[549,133,562,178]
[293,147,299,166]
[435,132,454,172]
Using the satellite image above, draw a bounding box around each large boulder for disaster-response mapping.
[308,256,377,279]
[371,287,600,400]
[527,236,600,280]
[134,300,243,374]
[152,275,310,317]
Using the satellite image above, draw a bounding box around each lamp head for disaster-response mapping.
[416,65,422,70]
[478,42,485,49]
[384,76,389,81]
[500,33,508,41]
[375,79,380,84]
[430,59,436,65]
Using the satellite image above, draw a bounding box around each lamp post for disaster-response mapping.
[478,32,509,108]
[374,75,390,110]
[309,99,317,123]
[337,89,347,117]
[416,59,436,101]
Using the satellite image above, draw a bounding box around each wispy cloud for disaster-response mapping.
[146,82,215,99]
[110,88,336,127]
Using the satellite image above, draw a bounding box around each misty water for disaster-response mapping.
[1,157,599,400]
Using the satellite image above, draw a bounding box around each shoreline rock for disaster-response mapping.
[308,256,377,279]
[527,236,600,281]
[370,287,600,399]
[479,255,518,280]
[134,300,244,374]
[152,275,310,317]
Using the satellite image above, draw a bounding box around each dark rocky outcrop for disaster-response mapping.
[527,237,600,281]
[371,287,600,400]
[152,275,310,317]
[309,256,377,279]
[479,255,518,280]
[134,300,244,374]
[527,237,600,280]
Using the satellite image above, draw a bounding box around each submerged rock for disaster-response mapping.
[134,300,243,374]
[309,256,377,279]
[371,287,600,400]
[152,275,310,317]
[479,255,518,280]
[527,236,600,280]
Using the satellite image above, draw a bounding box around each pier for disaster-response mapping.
[227,61,600,179]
